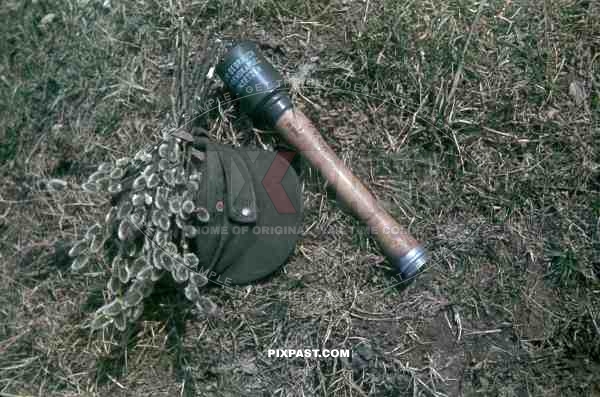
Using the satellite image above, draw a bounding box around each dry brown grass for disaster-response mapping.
[1,0,599,396]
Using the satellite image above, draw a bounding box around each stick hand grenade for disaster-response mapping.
[216,42,427,279]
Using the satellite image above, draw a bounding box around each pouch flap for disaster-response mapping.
[218,147,258,224]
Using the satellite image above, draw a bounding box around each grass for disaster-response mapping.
[1,0,599,396]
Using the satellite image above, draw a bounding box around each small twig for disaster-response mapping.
[588,306,600,337]
[106,374,126,390]
[348,380,368,397]
[384,345,417,356]
[0,205,11,219]
[447,1,486,106]
[482,126,535,143]
[0,356,39,371]
[359,0,370,38]
[463,329,503,336]
[349,311,409,322]
[453,307,462,342]
[525,295,566,320]
[393,359,447,397]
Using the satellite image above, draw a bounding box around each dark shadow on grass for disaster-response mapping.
[81,285,106,314]
[92,276,198,396]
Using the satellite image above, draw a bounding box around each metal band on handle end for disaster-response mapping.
[393,246,427,280]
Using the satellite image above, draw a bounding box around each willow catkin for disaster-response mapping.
[134,150,145,162]
[181,199,195,215]
[68,239,88,258]
[139,279,154,297]
[196,207,210,223]
[97,162,113,172]
[189,172,202,182]
[129,210,145,228]
[85,223,102,240]
[127,256,146,276]
[105,206,118,224]
[195,296,218,315]
[168,145,180,164]
[117,201,133,219]
[136,265,153,281]
[128,239,143,257]
[152,249,163,269]
[162,168,176,186]
[175,214,186,230]
[142,164,156,179]
[183,252,199,269]
[144,247,153,268]
[70,254,90,271]
[115,157,130,168]
[96,177,110,191]
[132,193,145,207]
[146,173,160,188]
[172,260,189,283]
[150,209,161,229]
[101,299,124,317]
[107,182,123,194]
[172,258,185,280]
[110,167,126,179]
[111,255,123,274]
[156,213,171,232]
[158,158,170,172]
[107,275,121,296]
[168,195,182,214]
[91,314,113,330]
[124,284,144,308]
[143,236,152,253]
[159,251,174,272]
[158,143,169,158]
[187,180,200,192]
[132,176,146,191]
[117,259,131,284]
[89,170,108,182]
[154,186,169,210]
[184,283,200,302]
[183,225,198,238]
[174,167,186,185]
[153,229,169,248]
[117,219,133,241]
[89,235,105,254]
[144,192,153,206]
[165,242,178,253]
[190,272,209,288]
[135,150,153,164]
[72,137,218,332]
[113,312,127,331]
[82,182,99,193]
[129,302,144,322]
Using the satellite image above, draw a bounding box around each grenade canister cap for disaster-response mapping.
[216,41,292,128]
